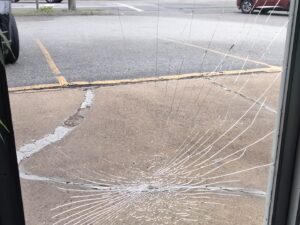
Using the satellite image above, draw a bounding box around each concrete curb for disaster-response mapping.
[12,8,113,16]
[9,67,282,93]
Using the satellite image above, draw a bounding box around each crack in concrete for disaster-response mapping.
[17,89,94,167]
[205,77,277,114]
[17,87,267,199]
[19,170,266,197]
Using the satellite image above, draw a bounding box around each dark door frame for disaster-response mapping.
[0,57,25,224]
[265,0,300,224]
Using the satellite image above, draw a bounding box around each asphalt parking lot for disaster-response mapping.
[7,0,288,88]
[6,1,288,224]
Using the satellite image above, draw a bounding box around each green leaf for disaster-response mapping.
[0,32,15,62]
[0,31,9,143]
[0,120,9,143]
[0,120,9,132]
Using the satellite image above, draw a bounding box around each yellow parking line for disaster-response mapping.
[161,38,273,68]
[9,67,282,93]
[9,83,62,92]
[72,67,281,86]
[56,76,68,86]
[35,39,69,86]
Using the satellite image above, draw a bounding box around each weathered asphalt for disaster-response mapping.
[6,0,288,87]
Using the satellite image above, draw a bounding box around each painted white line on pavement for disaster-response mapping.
[117,2,144,12]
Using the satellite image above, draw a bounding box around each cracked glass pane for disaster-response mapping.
[7,0,290,224]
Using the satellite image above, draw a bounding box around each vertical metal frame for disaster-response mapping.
[0,61,25,224]
[266,0,300,224]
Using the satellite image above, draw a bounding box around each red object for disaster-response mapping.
[237,0,290,13]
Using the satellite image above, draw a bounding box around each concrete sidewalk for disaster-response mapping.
[10,72,281,225]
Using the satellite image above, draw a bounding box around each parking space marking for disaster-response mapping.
[161,38,275,68]
[35,39,69,86]
[9,66,281,93]
[117,3,144,12]
[56,76,69,86]
[9,83,62,92]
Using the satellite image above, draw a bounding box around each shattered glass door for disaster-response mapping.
[7,0,290,224]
